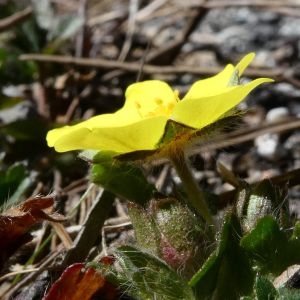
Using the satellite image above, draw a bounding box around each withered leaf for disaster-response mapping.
[43,263,118,300]
[0,195,65,270]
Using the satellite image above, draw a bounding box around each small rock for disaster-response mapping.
[273,83,300,98]
[0,101,38,124]
[254,107,289,160]
[265,106,289,122]
[255,133,286,161]
[279,17,300,38]
[2,85,26,97]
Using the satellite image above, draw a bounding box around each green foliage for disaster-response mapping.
[189,213,254,300]
[109,245,195,300]
[233,177,288,233]
[32,0,84,54]
[255,275,278,300]
[101,211,300,300]
[0,95,22,110]
[128,198,209,278]
[0,45,37,84]
[0,0,84,85]
[278,288,300,299]
[33,0,83,40]
[0,2,40,84]
[0,162,32,208]
[241,216,300,275]
[245,181,287,230]
[0,118,48,140]
[91,151,156,205]
[0,5,297,298]
[292,221,300,239]
[158,119,191,146]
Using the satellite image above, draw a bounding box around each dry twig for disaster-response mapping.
[0,7,33,33]
[19,53,300,87]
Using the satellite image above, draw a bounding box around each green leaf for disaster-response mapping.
[236,180,288,233]
[0,96,22,110]
[0,48,37,84]
[255,275,278,300]
[0,163,31,207]
[188,252,220,297]
[291,221,300,240]
[33,0,83,41]
[0,118,48,140]
[91,151,155,205]
[19,18,41,53]
[158,119,192,146]
[7,177,32,207]
[278,287,300,299]
[54,15,83,40]
[110,245,195,300]
[241,216,300,275]
[189,213,254,300]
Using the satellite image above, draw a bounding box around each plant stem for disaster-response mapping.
[170,149,214,228]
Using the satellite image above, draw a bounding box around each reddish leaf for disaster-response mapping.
[43,263,118,300]
[99,255,115,266]
[0,195,65,269]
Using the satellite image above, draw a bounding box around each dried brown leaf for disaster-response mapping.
[43,263,118,300]
[0,195,65,270]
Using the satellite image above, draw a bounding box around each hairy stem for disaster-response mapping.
[170,149,214,228]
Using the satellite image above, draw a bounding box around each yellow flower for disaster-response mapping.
[47,53,273,154]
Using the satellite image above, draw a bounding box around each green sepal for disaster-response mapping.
[91,151,156,206]
[158,119,192,146]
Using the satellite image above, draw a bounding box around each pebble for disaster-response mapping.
[273,83,300,98]
[265,106,289,122]
[255,133,280,160]
[279,17,300,38]
[254,107,289,160]
[2,85,25,97]
[0,101,38,124]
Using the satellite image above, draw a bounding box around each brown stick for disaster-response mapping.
[18,53,285,78]
[197,0,300,9]
[0,7,33,33]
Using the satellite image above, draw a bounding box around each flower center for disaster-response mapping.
[134,90,179,119]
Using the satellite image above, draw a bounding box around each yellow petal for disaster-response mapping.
[181,53,256,100]
[171,78,274,129]
[182,64,235,100]
[47,115,168,153]
[47,107,144,148]
[235,52,255,76]
[47,80,177,154]
[124,80,178,118]
[82,108,142,128]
